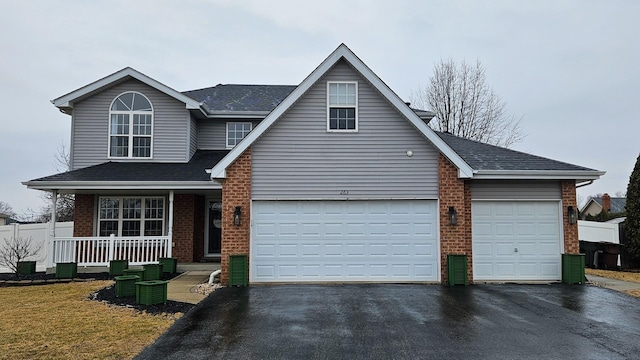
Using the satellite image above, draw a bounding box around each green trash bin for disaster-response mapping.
[562,254,585,285]
[447,255,468,286]
[229,255,248,287]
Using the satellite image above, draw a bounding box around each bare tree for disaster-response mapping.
[25,143,75,223]
[0,236,43,275]
[411,59,524,148]
[0,201,16,218]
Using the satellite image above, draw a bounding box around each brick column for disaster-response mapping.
[438,154,473,284]
[73,194,94,237]
[220,148,252,286]
[172,194,197,262]
[562,180,579,254]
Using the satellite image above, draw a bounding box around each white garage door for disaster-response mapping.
[251,200,438,283]
[472,201,562,281]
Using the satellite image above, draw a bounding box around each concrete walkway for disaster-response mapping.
[167,270,216,304]
[586,274,640,293]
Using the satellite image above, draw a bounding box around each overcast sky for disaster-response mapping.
[1,0,638,217]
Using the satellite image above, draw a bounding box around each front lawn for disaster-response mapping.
[0,281,176,359]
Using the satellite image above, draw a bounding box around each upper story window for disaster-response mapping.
[109,92,153,158]
[226,122,252,148]
[327,81,358,132]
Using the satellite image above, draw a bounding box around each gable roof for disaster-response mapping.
[208,44,474,179]
[581,196,627,213]
[437,132,604,180]
[23,150,227,191]
[52,67,203,115]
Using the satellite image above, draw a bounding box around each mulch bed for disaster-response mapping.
[0,271,195,315]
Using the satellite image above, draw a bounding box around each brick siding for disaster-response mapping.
[73,194,94,237]
[172,194,206,262]
[438,154,473,284]
[562,180,580,254]
[220,148,252,286]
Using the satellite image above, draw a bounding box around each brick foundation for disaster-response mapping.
[562,180,579,254]
[439,154,473,284]
[73,194,94,237]
[220,148,252,286]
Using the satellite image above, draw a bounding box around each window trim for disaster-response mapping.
[97,196,166,237]
[108,91,154,159]
[326,81,358,133]
[226,122,253,149]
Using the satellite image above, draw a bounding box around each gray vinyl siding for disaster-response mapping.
[198,120,261,150]
[71,79,190,170]
[251,60,439,200]
[471,180,561,200]
[189,115,198,158]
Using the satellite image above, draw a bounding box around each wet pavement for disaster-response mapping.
[136,284,640,359]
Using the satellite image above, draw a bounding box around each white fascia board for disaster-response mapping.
[23,181,221,191]
[472,170,606,180]
[52,67,202,111]
[208,44,474,179]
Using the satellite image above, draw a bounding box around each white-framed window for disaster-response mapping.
[226,122,252,148]
[98,196,165,237]
[327,81,358,132]
[109,92,153,158]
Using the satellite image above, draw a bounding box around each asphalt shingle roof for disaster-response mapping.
[29,150,228,183]
[183,84,297,112]
[591,197,627,213]
[436,131,597,172]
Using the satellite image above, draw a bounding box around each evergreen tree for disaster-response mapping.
[626,153,640,263]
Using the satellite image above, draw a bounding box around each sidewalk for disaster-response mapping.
[167,270,217,304]
[586,274,640,292]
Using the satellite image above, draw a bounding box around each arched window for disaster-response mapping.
[109,92,153,158]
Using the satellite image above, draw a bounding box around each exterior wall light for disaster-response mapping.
[567,206,577,224]
[448,206,458,226]
[233,206,242,226]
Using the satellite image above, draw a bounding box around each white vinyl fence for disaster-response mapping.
[578,220,619,244]
[0,222,73,273]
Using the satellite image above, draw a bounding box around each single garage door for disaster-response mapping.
[251,200,438,283]
[472,201,562,281]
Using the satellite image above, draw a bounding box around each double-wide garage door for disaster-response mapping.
[251,200,438,283]
[472,201,562,281]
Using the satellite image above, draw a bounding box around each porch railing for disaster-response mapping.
[51,235,171,266]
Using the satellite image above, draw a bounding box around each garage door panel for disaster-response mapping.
[473,201,561,281]
[251,200,438,282]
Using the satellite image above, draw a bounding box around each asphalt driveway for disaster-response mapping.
[136,284,640,359]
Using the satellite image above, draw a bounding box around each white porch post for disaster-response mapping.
[48,191,57,268]
[168,191,174,258]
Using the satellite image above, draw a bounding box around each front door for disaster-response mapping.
[207,201,222,255]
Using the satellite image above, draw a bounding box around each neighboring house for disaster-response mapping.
[580,193,626,218]
[0,213,8,226]
[24,44,604,285]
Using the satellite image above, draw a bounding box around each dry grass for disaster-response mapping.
[0,281,176,360]
[585,268,640,298]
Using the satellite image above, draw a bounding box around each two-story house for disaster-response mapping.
[25,44,604,285]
